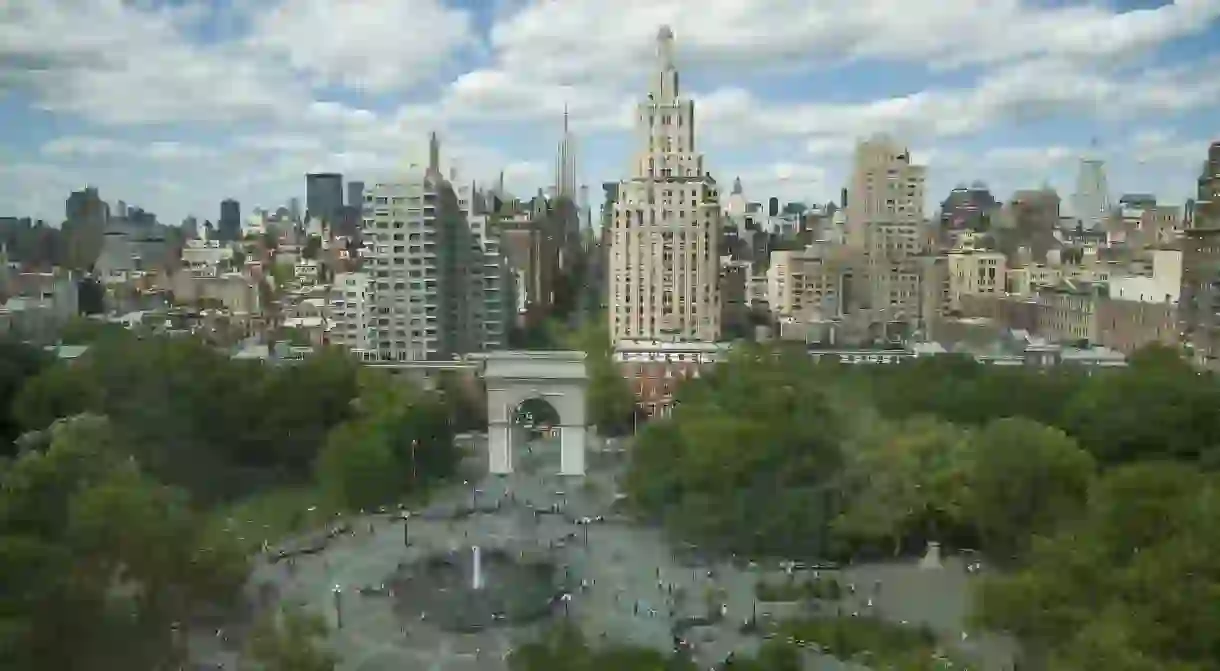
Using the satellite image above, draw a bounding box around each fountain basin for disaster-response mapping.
[389,547,559,632]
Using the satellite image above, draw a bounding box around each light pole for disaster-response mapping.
[410,439,418,483]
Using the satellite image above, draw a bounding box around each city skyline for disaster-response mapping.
[1,0,1218,224]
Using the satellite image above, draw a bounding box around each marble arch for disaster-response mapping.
[483,351,589,476]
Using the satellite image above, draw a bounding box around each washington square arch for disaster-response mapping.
[482,351,589,476]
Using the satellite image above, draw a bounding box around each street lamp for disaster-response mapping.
[410,439,418,483]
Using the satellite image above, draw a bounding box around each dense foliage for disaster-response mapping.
[7,333,464,505]
[0,415,248,670]
[0,332,466,670]
[625,343,1220,670]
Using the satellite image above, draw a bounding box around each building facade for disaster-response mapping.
[608,26,721,344]
[358,136,489,361]
[306,173,344,223]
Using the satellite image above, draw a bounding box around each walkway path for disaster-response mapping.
[193,435,1015,671]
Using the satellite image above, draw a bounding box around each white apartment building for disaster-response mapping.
[947,250,1006,312]
[846,134,926,250]
[328,272,374,351]
[609,26,721,344]
[362,174,449,361]
[358,134,497,361]
[845,134,927,332]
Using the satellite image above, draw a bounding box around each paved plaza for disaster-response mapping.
[191,434,1017,671]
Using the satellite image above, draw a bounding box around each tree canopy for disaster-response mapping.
[623,343,1220,670]
[0,415,247,670]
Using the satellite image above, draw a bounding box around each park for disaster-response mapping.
[1,334,1218,671]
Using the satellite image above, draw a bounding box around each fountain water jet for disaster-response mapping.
[472,545,484,590]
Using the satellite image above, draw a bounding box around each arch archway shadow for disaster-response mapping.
[483,351,589,476]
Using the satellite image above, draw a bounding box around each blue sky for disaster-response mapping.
[1,0,1218,225]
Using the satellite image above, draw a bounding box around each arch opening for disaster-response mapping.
[513,397,561,436]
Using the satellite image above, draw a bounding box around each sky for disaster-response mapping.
[0,0,1218,226]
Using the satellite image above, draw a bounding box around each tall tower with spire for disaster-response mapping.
[608,26,721,345]
[555,105,578,198]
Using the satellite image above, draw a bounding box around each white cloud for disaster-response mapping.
[699,56,1220,153]
[247,0,476,93]
[483,0,1220,85]
[1,0,1218,224]
[1,0,305,125]
[40,136,218,161]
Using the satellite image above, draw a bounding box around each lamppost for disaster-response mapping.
[410,439,418,483]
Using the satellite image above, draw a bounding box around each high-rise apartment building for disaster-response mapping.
[358,134,493,361]
[845,135,926,250]
[218,198,241,241]
[845,134,927,337]
[609,26,721,344]
[306,173,344,223]
[1071,156,1112,231]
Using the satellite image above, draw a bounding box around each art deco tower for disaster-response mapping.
[608,26,721,344]
[555,105,578,199]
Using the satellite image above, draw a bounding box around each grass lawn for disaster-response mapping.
[204,484,437,556]
[204,485,341,555]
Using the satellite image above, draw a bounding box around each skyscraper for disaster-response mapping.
[845,134,926,336]
[359,133,488,361]
[219,198,241,241]
[555,106,578,198]
[347,181,365,208]
[608,26,721,344]
[1070,154,1112,231]
[306,173,344,222]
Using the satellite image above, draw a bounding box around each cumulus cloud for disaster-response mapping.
[247,0,476,93]
[0,0,1217,223]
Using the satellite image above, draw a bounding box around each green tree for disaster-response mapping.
[11,361,103,433]
[244,608,336,671]
[0,338,51,454]
[0,415,247,671]
[560,320,637,435]
[436,370,488,432]
[833,416,971,557]
[626,345,846,557]
[1062,358,1220,465]
[315,371,456,509]
[315,422,401,510]
[975,463,1220,670]
[55,317,130,346]
[964,418,1095,560]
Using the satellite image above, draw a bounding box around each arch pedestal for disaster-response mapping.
[483,352,589,476]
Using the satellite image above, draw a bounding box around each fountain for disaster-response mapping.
[389,545,559,631]
[471,545,484,590]
[919,541,943,570]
